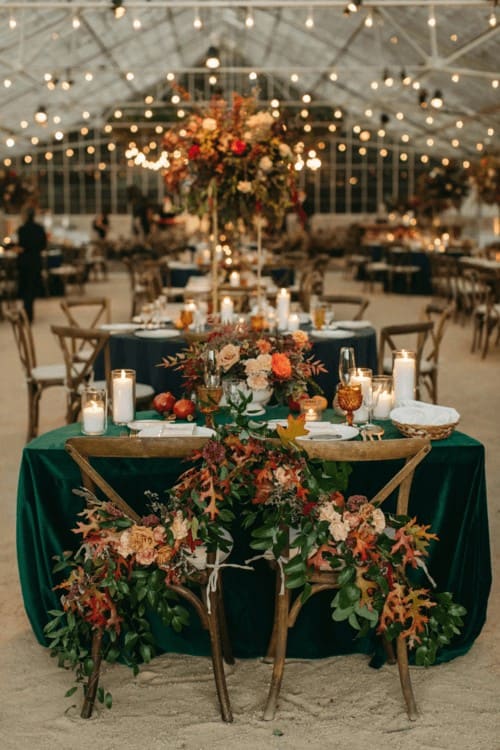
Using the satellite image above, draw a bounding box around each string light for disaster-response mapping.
[193,8,202,29]
[489,12,497,27]
[245,8,255,28]
[305,8,314,28]
[132,17,142,30]
[364,11,373,27]
[428,9,436,27]
[72,14,81,29]
[9,14,17,30]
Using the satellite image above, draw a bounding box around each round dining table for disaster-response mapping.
[95,325,378,403]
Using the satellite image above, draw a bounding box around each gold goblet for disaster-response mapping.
[196,385,223,429]
[336,384,362,427]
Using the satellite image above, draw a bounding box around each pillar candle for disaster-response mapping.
[112,369,135,424]
[276,288,290,330]
[350,368,372,423]
[288,313,300,332]
[392,350,416,404]
[373,391,393,419]
[82,400,105,434]
[229,271,240,288]
[220,296,234,324]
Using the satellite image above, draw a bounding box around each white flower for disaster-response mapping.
[259,156,273,173]
[237,180,253,194]
[329,520,349,542]
[255,353,272,371]
[279,143,292,158]
[201,117,217,131]
[371,508,386,534]
[318,503,341,525]
[246,111,274,136]
[247,372,269,390]
[116,529,133,558]
[171,510,189,541]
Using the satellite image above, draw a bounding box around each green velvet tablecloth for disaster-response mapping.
[17,409,491,663]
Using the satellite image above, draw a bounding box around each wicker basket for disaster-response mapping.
[391,419,458,440]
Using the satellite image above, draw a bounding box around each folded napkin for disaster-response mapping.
[390,400,460,426]
[138,423,196,437]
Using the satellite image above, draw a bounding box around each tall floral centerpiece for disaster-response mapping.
[162,93,297,311]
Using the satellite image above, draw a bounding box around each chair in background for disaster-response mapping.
[60,296,111,329]
[52,324,155,421]
[51,325,112,423]
[385,248,421,294]
[123,256,163,318]
[469,270,500,359]
[262,437,431,722]
[378,320,434,400]
[319,293,370,321]
[65,435,234,722]
[419,301,455,403]
[296,262,325,312]
[7,306,66,441]
[49,245,87,296]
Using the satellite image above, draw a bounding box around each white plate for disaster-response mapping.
[127,419,165,431]
[132,315,172,324]
[334,320,373,330]
[296,424,359,441]
[244,406,266,416]
[99,323,139,333]
[311,329,355,339]
[134,329,180,339]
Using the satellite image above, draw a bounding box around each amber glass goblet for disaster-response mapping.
[336,384,362,427]
[196,385,223,429]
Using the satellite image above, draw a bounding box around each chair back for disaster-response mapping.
[60,296,111,329]
[378,320,434,383]
[299,437,430,515]
[6,305,37,378]
[51,325,111,421]
[420,301,455,366]
[320,293,370,320]
[66,435,210,520]
[298,267,324,312]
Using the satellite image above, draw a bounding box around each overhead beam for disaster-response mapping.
[0,1,492,8]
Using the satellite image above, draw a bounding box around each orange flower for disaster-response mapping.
[256,338,272,354]
[271,352,292,380]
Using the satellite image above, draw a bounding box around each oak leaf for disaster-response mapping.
[276,414,309,447]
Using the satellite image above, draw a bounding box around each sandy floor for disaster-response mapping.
[1,265,499,750]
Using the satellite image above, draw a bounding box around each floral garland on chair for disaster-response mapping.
[45,416,466,712]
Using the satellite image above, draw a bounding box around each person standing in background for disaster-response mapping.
[92,211,109,240]
[17,207,47,323]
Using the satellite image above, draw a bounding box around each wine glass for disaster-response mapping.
[336,384,362,427]
[362,383,380,428]
[196,385,223,429]
[204,348,221,388]
[338,347,356,385]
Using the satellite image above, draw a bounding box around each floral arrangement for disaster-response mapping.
[472,153,500,206]
[239,417,466,664]
[162,92,297,229]
[0,168,37,213]
[44,437,239,708]
[160,323,327,402]
[410,161,470,219]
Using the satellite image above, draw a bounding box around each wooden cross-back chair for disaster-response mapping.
[65,436,234,722]
[7,306,66,441]
[262,437,431,723]
[60,296,111,330]
[418,301,455,403]
[319,293,370,321]
[378,321,434,400]
[51,325,111,424]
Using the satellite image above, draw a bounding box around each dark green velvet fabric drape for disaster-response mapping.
[17,410,491,663]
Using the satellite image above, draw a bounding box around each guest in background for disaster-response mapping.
[16,207,47,323]
[92,211,109,240]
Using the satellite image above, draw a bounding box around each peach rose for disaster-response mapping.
[292,330,309,348]
[135,548,157,566]
[116,529,133,558]
[129,525,156,554]
[271,352,292,380]
[247,372,269,390]
[217,344,240,372]
[171,511,190,542]
[153,526,166,544]
[244,358,262,376]
[156,545,175,566]
[255,353,272,371]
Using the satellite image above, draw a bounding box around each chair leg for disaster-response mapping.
[396,635,418,721]
[206,589,233,723]
[81,628,104,719]
[28,386,41,442]
[263,586,290,721]
[263,569,283,663]
[216,580,234,665]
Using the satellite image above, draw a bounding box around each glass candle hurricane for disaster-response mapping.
[111,369,135,425]
[81,387,107,435]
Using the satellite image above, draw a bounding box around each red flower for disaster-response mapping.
[188,144,201,159]
[230,139,247,156]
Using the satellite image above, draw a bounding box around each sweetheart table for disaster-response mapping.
[17,409,490,664]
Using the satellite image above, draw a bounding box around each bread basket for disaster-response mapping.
[390,403,460,441]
